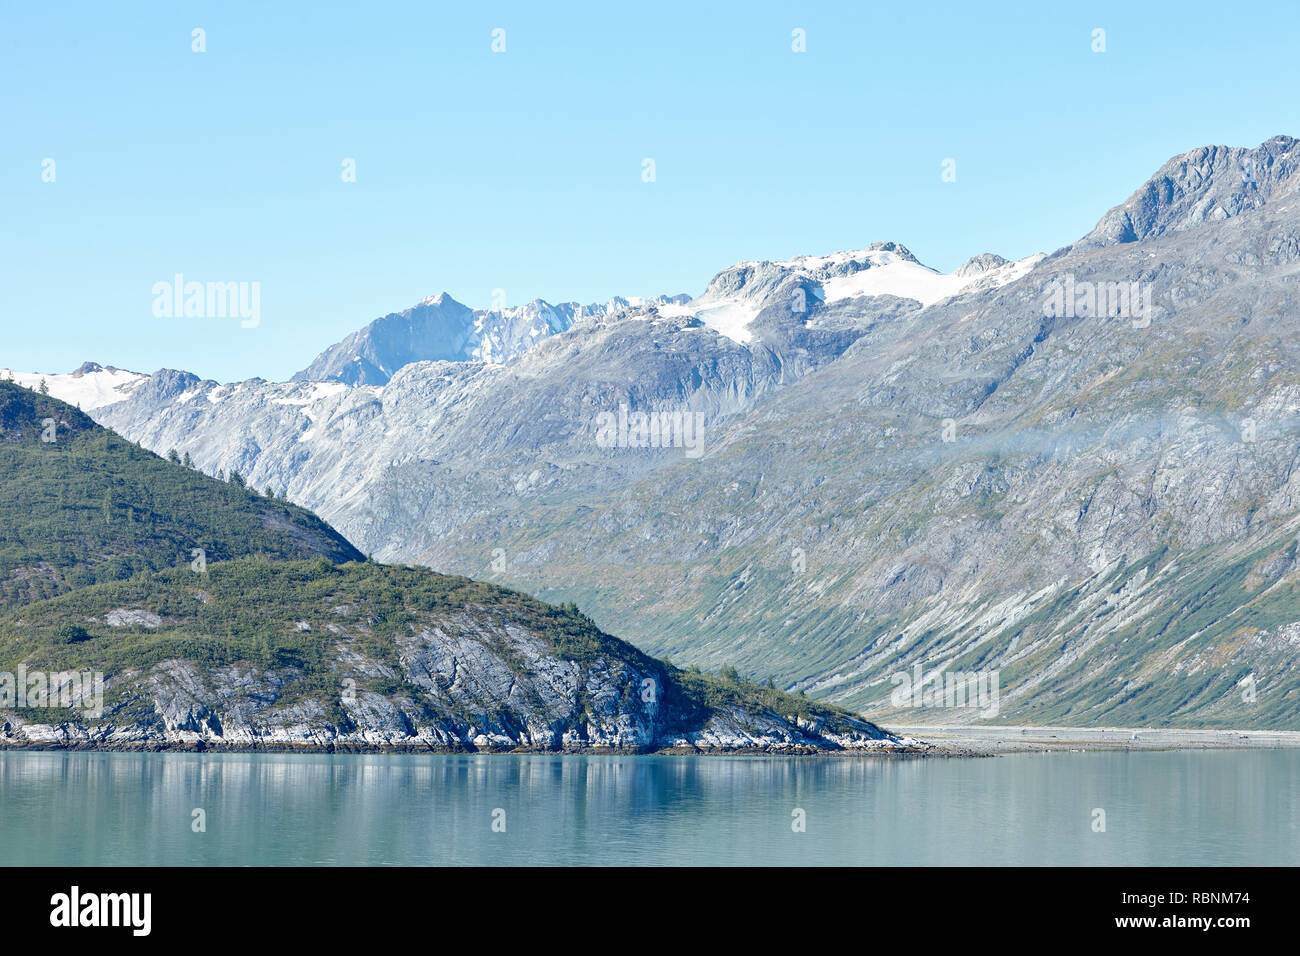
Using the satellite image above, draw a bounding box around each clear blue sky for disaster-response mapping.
[3,1,1298,383]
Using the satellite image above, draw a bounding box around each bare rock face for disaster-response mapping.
[955,253,1010,277]
[104,609,162,629]
[1074,135,1300,249]
[0,566,909,752]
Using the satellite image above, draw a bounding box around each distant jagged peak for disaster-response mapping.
[415,291,468,310]
[770,241,921,273]
[295,236,1042,383]
[955,253,1011,277]
[1076,134,1300,250]
[292,286,694,385]
[698,242,916,302]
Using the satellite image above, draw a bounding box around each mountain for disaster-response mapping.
[88,242,1040,548]
[0,363,148,410]
[55,135,1300,730]
[292,291,689,385]
[458,134,1300,728]
[0,380,362,606]
[0,380,902,752]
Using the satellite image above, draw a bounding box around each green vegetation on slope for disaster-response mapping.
[0,381,363,606]
[0,557,861,732]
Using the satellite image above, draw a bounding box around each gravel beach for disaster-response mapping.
[886,725,1300,755]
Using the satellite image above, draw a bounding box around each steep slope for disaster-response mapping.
[1073,134,1300,250]
[0,381,363,606]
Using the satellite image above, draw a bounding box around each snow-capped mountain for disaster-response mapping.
[0,362,148,410]
[76,236,1039,566]
[656,241,1044,343]
[29,240,1049,544]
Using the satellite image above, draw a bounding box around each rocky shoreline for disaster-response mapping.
[0,687,926,755]
[0,738,936,756]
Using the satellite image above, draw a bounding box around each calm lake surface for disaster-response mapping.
[1,750,1296,866]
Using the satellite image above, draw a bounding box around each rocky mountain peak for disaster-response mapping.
[861,240,921,263]
[955,252,1010,277]
[1076,134,1300,250]
[417,291,461,308]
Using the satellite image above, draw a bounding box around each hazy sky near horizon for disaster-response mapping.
[3,1,1299,383]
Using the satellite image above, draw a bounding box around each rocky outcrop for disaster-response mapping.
[1073,135,1300,249]
[955,252,1010,276]
[0,563,916,753]
[0,631,912,753]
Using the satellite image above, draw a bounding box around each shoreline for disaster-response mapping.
[886,724,1300,755]
[3,726,1297,757]
[0,740,933,756]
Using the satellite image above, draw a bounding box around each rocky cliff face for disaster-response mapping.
[2,650,907,753]
[1073,135,1300,249]
[0,562,909,753]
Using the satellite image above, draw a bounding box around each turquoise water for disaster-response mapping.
[0,750,1296,865]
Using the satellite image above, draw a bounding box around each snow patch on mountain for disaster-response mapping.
[820,251,970,306]
[270,381,352,408]
[821,250,1045,306]
[0,362,148,410]
[657,298,759,342]
[657,245,1046,343]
